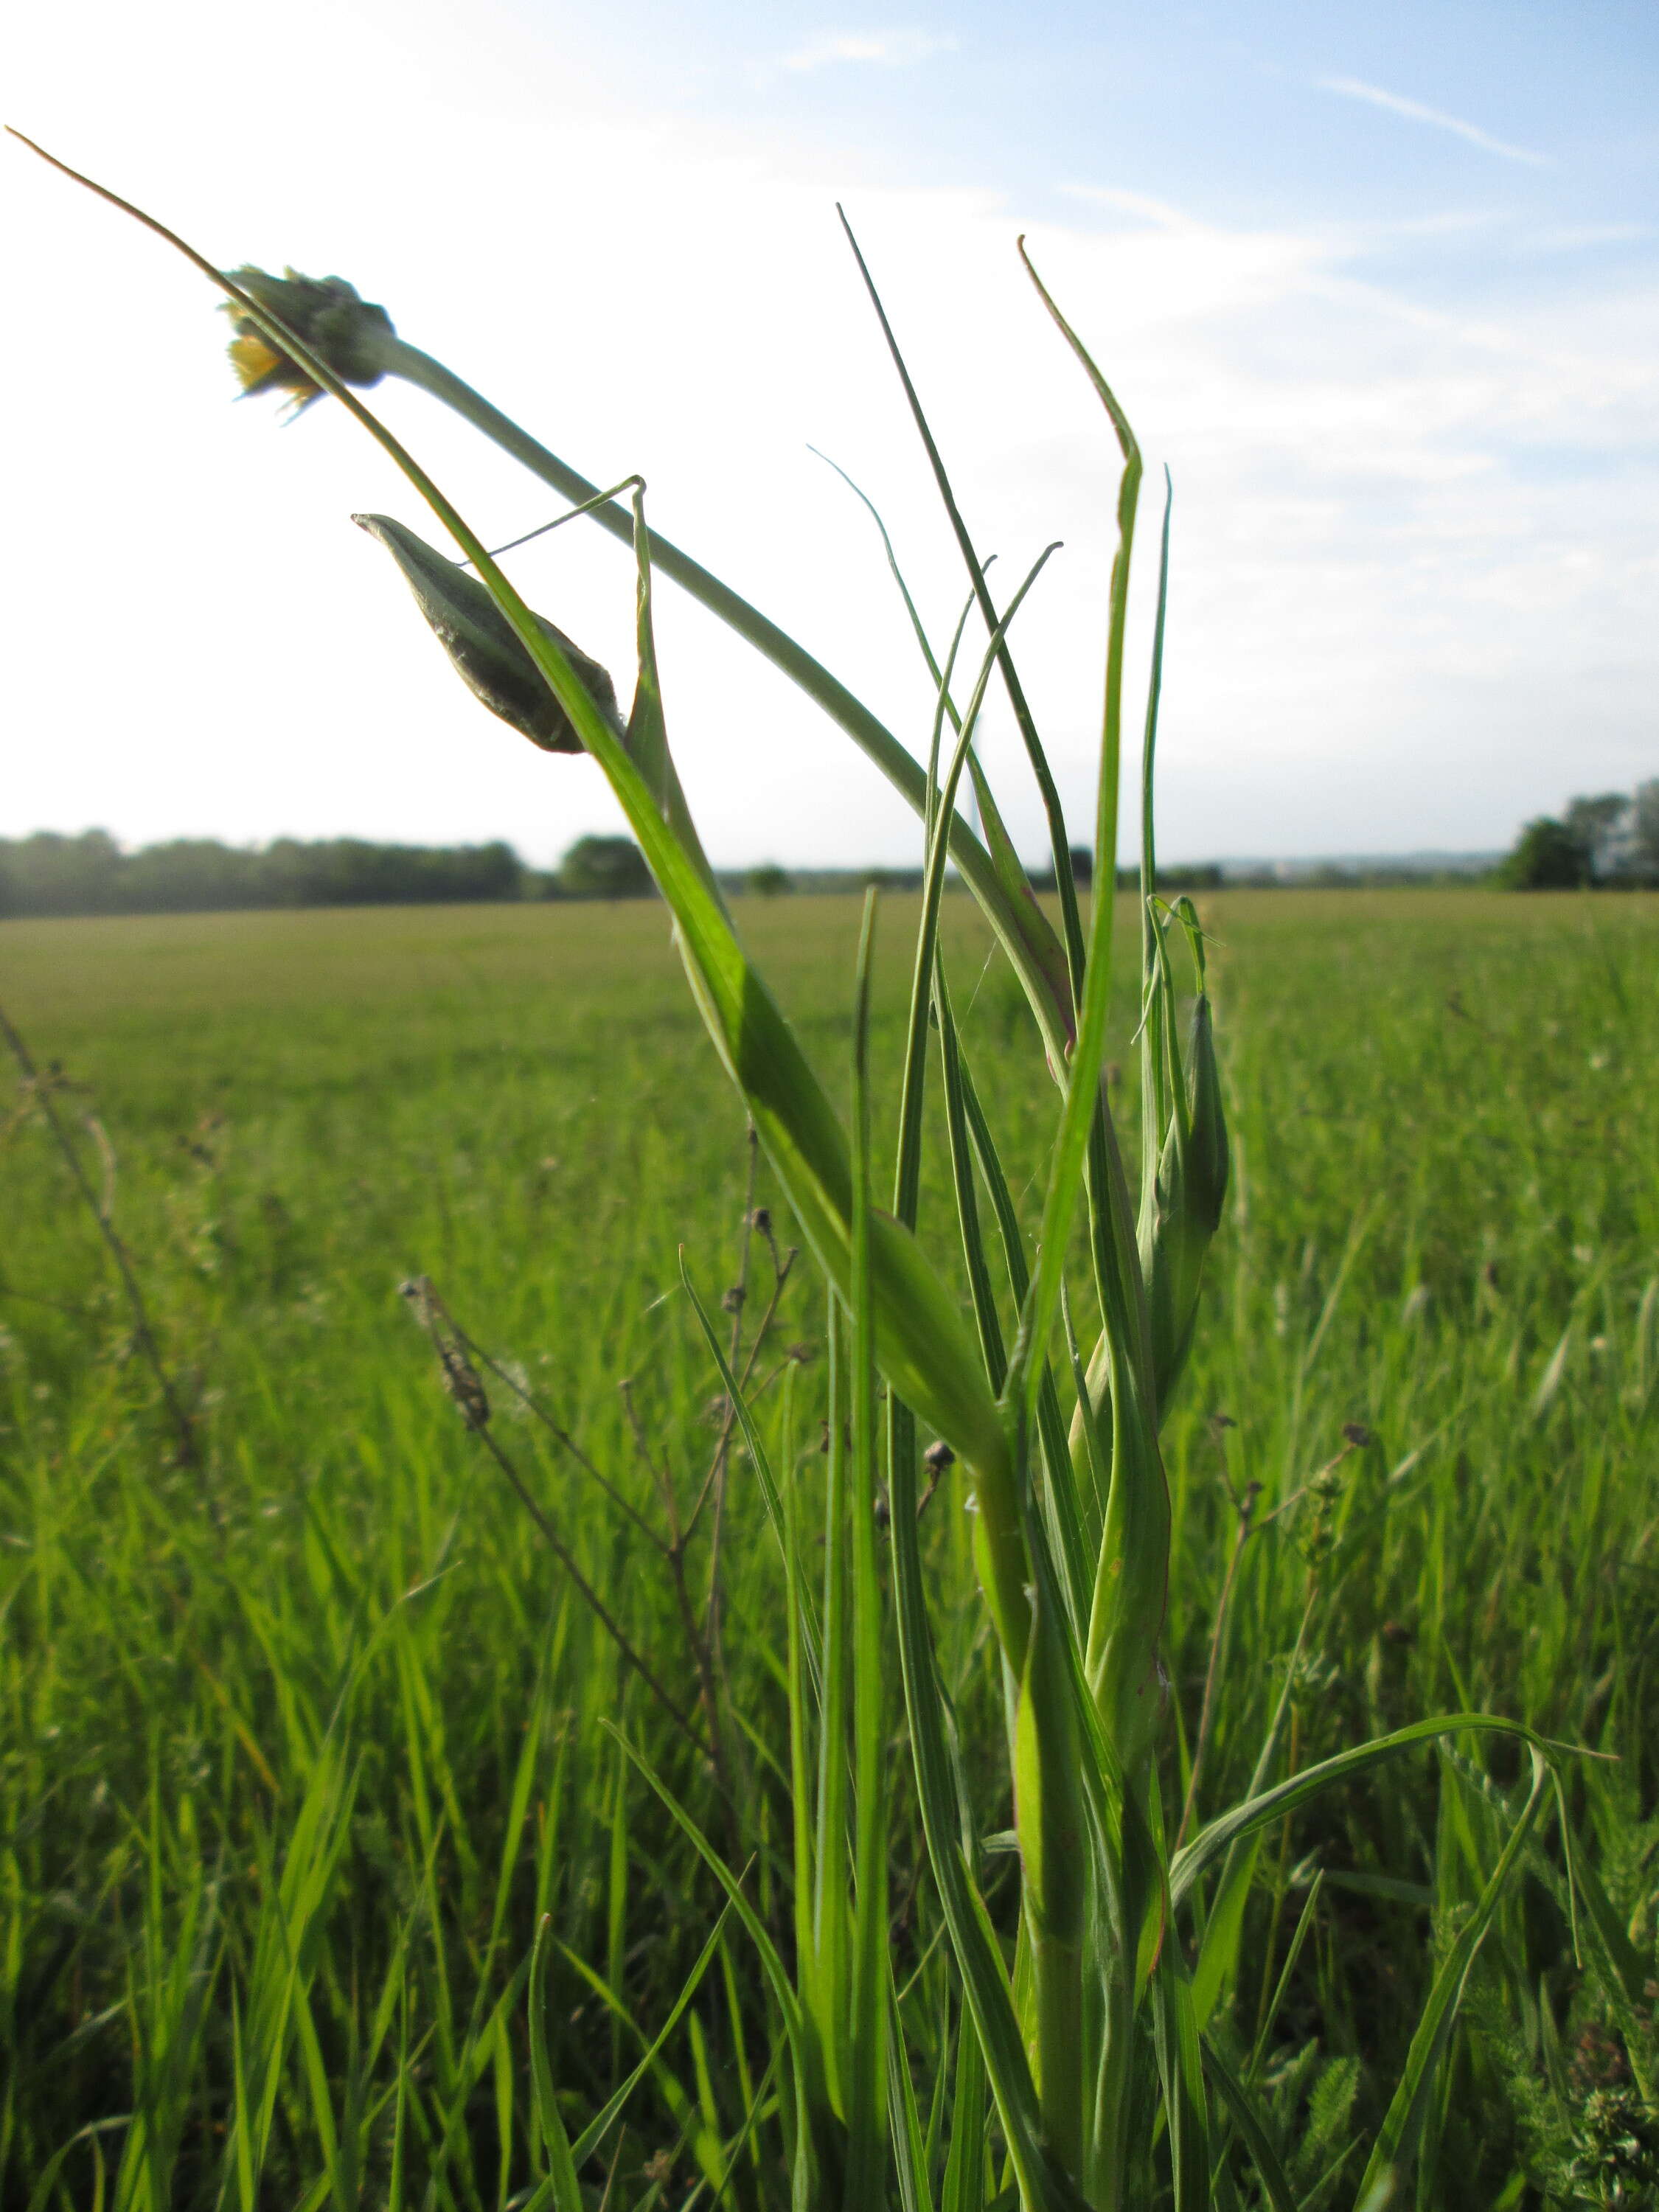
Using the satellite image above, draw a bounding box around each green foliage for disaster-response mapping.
[1500,815,1592,890]
[1500,782,1659,890]
[0,829,529,917]
[2,891,1657,2207]
[556,835,655,901]
[746,863,793,897]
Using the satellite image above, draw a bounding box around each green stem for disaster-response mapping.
[380,335,1074,1068]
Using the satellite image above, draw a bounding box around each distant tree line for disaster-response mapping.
[0,830,661,919]
[1500,782,1659,890]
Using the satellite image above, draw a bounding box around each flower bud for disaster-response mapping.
[222,267,396,414]
[354,514,619,754]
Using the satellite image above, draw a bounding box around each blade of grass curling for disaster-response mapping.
[1169,1715,1574,1910]
[24,127,1086,1074]
[1356,1748,1551,2203]
[838,206,1088,1012]
[846,889,888,2209]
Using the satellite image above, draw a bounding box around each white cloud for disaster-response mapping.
[1057,186,1197,232]
[1525,222,1650,254]
[781,28,958,72]
[1315,74,1549,167]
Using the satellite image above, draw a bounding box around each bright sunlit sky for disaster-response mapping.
[4,0,1657,867]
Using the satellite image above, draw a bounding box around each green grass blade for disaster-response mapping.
[526,1917,585,2212]
[838,206,1087,1009]
[1170,1717,1568,1911]
[607,1727,827,2202]
[942,2011,989,2212]
[886,1410,1083,2212]
[814,1295,852,2121]
[679,1251,822,1691]
[1151,1946,1211,2212]
[566,1910,737,2166]
[1354,1750,1551,2203]
[810,442,1075,1048]
[1200,2043,1298,2212]
[846,890,888,2209]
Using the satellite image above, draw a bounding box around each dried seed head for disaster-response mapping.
[436,1339,490,1430]
[747,1206,772,1236]
[923,1439,955,1475]
[720,1284,746,1315]
[222,267,395,416]
[1340,1422,1373,1449]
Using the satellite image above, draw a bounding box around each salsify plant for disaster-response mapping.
[14,128,1602,2212]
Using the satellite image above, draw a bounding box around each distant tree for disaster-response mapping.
[0,830,125,917]
[0,832,529,917]
[1563,793,1632,882]
[1631,778,1659,883]
[1499,816,1590,890]
[558,835,653,900]
[1034,846,1093,891]
[745,863,792,897]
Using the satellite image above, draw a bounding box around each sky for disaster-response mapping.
[3,0,1657,868]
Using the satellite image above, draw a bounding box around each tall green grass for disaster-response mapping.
[4,894,1657,2206]
[5,129,1659,2208]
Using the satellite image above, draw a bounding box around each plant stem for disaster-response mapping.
[378,336,1073,1068]
[0,1001,198,1470]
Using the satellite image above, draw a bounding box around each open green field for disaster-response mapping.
[3,888,1657,2209]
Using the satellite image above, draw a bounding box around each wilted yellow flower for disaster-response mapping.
[221,267,395,416]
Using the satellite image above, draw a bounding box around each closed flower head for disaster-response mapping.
[222,267,395,416]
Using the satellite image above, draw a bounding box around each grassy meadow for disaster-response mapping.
[3,886,1658,2209]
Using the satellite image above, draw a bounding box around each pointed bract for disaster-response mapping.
[354,513,619,754]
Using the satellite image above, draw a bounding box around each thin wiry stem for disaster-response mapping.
[0,1001,198,1469]
[401,1278,710,1760]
